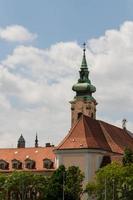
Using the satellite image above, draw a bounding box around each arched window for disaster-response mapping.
[43,158,53,169]
[0,159,9,170]
[25,158,35,169]
[77,112,82,119]
[12,159,22,169]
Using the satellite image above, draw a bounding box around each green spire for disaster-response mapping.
[81,43,87,69]
[78,43,90,84]
[72,43,96,101]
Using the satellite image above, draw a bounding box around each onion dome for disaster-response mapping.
[72,43,96,101]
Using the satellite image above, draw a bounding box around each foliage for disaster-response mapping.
[85,182,100,199]
[85,162,133,200]
[64,166,84,200]
[0,174,6,199]
[43,165,66,200]
[123,148,133,166]
[4,171,48,200]
[0,165,84,200]
[43,165,84,200]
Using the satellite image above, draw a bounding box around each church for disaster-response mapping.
[0,44,132,186]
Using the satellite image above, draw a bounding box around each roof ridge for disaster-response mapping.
[99,120,133,142]
[82,116,90,147]
[84,116,112,150]
[98,119,123,131]
[126,130,133,138]
[0,146,54,150]
[83,116,99,148]
[55,116,83,150]
[99,121,123,154]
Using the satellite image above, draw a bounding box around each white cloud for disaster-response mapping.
[88,21,133,119]
[0,21,133,147]
[0,25,37,42]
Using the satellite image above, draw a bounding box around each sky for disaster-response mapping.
[0,0,133,147]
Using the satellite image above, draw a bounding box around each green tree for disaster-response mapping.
[85,162,133,200]
[64,166,84,200]
[123,148,133,166]
[0,174,6,200]
[31,174,48,200]
[3,171,48,200]
[5,172,35,200]
[42,165,66,200]
[120,165,133,200]
[0,165,84,200]
[42,165,84,200]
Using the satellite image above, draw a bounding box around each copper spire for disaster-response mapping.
[81,42,87,68]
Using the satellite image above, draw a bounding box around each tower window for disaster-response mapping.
[71,107,75,111]
[86,105,91,110]
[78,112,82,119]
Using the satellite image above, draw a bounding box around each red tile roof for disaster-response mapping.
[56,115,133,154]
[99,120,133,154]
[0,146,55,172]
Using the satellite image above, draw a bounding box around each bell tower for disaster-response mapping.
[70,43,97,127]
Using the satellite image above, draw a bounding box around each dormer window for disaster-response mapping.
[12,159,22,169]
[43,158,53,169]
[25,159,35,169]
[0,159,9,170]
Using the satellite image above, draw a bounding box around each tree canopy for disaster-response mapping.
[85,149,133,200]
[0,165,84,200]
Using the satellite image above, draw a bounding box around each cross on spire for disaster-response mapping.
[122,118,127,130]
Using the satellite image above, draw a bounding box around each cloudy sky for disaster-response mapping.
[0,0,133,147]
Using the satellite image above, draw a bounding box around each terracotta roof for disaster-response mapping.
[56,115,133,154]
[0,146,55,172]
[99,120,133,154]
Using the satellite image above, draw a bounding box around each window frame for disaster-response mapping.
[43,158,53,169]
[25,158,36,169]
[0,159,9,170]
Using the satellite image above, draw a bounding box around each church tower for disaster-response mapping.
[70,43,97,127]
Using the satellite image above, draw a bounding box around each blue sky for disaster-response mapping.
[0,0,133,147]
[0,0,132,49]
[0,0,132,61]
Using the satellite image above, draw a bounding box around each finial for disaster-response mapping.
[122,118,127,130]
[81,42,87,68]
[35,133,39,148]
[83,42,86,52]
